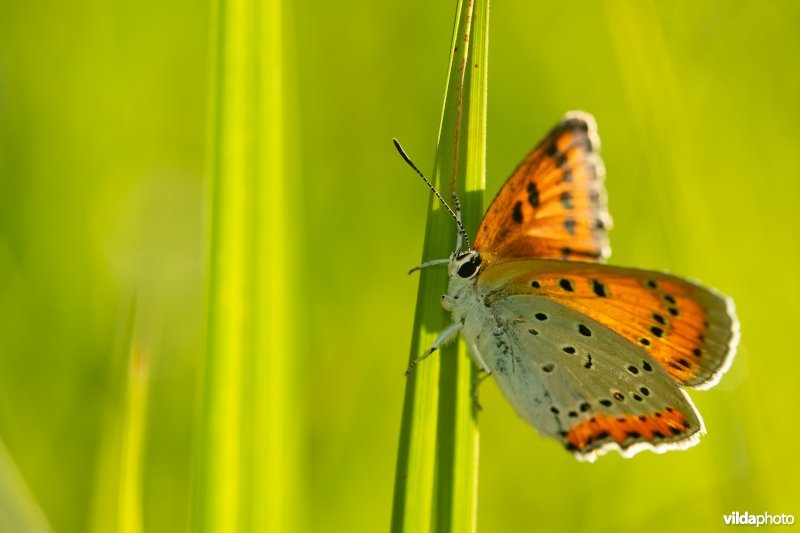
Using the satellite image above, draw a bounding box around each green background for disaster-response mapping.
[1,0,798,531]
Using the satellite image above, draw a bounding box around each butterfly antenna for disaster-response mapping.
[393,139,470,250]
[451,191,464,251]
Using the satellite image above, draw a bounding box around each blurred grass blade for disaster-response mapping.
[0,439,52,533]
[118,348,149,533]
[253,0,302,531]
[391,0,489,532]
[193,0,298,529]
[89,299,138,533]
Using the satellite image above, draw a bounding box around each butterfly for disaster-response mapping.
[396,111,740,462]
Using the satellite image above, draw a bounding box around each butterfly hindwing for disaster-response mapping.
[478,259,739,389]
[473,111,611,265]
[471,292,703,461]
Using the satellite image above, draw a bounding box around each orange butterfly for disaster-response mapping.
[397,112,739,461]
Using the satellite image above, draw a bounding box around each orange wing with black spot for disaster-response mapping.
[479,259,739,389]
[477,272,709,460]
[474,258,738,459]
[473,111,611,266]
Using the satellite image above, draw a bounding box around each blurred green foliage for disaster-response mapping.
[1,0,799,532]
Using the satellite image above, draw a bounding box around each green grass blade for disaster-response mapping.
[193,0,298,529]
[253,0,301,530]
[118,348,149,533]
[391,1,489,532]
[193,0,249,523]
[437,3,490,532]
[89,299,140,533]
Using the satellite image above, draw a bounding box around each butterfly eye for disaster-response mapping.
[456,253,482,279]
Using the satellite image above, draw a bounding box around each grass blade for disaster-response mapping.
[193,0,298,529]
[437,4,490,532]
[89,299,141,533]
[118,347,149,533]
[391,0,489,531]
[253,0,301,530]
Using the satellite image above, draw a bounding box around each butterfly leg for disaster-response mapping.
[408,258,450,275]
[472,370,494,411]
[469,341,491,373]
[405,321,462,376]
[469,342,493,411]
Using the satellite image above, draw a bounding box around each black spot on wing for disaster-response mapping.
[512,201,523,223]
[547,140,558,158]
[591,279,607,297]
[559,279,574,292]
[559,191,574,209]
[562,116,590,133]
[527,182,539,208]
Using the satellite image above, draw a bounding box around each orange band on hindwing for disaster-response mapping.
[565,407,691,452]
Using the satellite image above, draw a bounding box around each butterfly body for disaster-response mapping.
[404,111,739,461]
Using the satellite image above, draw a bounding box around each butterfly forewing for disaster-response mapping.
[478,259,739,390]
[473,112,611,266]
[472,292,703,461]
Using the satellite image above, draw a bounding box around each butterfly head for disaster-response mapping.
[449,250,482,280]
